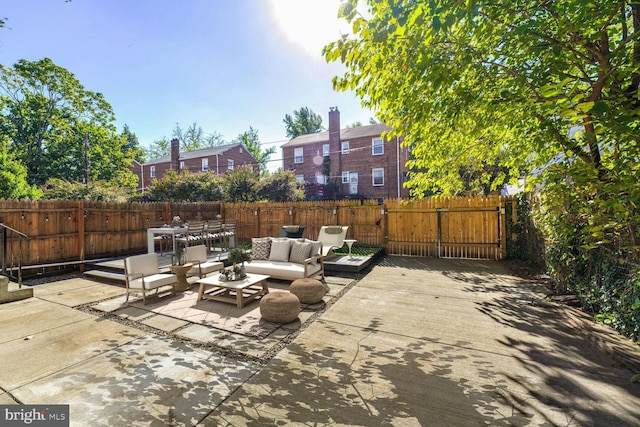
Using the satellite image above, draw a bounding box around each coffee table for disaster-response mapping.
[197,273,270,308]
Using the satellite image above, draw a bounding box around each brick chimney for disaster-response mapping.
[328,107,340,185]
[170,138,180,172]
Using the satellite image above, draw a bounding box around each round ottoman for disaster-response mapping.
[290,278,325,304]
[260,292,300,323]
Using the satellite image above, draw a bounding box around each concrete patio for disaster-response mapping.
[1,256,639,426]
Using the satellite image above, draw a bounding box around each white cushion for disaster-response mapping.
[245,260,322,281]
[188,260,223,277]
[128,273,176,290]
[269,239,292,262]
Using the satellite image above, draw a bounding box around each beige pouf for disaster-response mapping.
[290,278,325,304]
[260,292,300,323]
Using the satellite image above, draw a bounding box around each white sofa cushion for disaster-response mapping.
[269,239,292,262]
[245,260,323,281]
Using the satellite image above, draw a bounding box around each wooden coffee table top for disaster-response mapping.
[197,273,270,290]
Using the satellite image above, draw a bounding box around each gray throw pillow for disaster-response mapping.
[251,238,271,261]
[289,241,312,264]
[269,239,292,262]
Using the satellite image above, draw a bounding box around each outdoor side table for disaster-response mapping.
[344,239,357,258]
[169,262,193,291]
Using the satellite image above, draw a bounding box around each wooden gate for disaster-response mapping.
[385,197,508,260]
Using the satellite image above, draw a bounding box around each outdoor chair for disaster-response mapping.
[175,221,206,258]
[222,219,237,249]
[317,225,349,257]
[185,245,224,278]
[124,253,177,305]
[278,225,306,238]
[205,219,224,253]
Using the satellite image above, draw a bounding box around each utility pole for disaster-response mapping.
[83,134,89,184]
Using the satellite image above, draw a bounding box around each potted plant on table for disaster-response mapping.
[227,248,251,279]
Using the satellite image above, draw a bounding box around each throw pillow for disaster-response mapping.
[269,239,292,262]
[251,238,271,260]
[289,241,312,264]
[325,226,344,234]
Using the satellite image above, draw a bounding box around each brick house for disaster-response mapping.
[281,107,410,200]
[132,139,258,193]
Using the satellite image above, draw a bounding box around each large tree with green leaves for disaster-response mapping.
[325,0,640,196]
[234,126,275,176]
[0,135,42,199]
[325,1,640,338]
[283,106,324,138]
[0,58,137,187]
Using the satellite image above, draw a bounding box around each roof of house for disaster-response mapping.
[282,123,392,147]
[143,143,251,166]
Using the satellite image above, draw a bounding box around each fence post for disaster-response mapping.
[77,200,85,271]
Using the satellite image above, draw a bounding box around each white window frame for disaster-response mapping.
[150,166,156,178]
[294,147,303,164]
[202,158,209,171]
[372,168,384,186]
[372,138,384,155]
[342,171,349,183]
[295,174,305,183]
[341,141,350,154]
[180,160,185,170]
[323,144,330,157]
[227,159,234,170]
[315,172,327,184]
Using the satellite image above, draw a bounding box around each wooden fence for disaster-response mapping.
[0,196,517,268]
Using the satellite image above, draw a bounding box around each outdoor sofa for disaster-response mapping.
[244,237,324,281]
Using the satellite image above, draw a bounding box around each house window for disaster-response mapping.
[323,144,330,157]
[341,141,350,154]
[342,171,349,183]
[294,147,303,164]
[295,174,305,183]
[372,138,383,155]
[315,172,327,184]
[227,159,234,170]
[150,166,156,178]
[180,161,185,170]
[202,158,209,171]
[372,168,384,186]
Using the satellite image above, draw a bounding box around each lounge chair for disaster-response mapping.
[278,225,306,238]
[185,245,224,278]
[124,253,177,305]
[317,225,349,257]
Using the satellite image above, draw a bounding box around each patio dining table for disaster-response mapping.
[146,225,187,262]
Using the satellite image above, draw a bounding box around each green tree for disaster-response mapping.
[148,170,223,202]
[283,107,324,138]
[146,138,170,160]
[121,124,145,163]
[0,136,42,199]
[0,58,136,186]
[173,122,223,151]
[234,126,275,176]
[257,169,305,202]
[41,178,132,202]
[220,165,259,203]
[325,0,640,338]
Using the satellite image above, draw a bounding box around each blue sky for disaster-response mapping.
[1,0,372,170]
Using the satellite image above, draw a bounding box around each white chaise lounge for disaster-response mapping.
[317,225,349,257]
